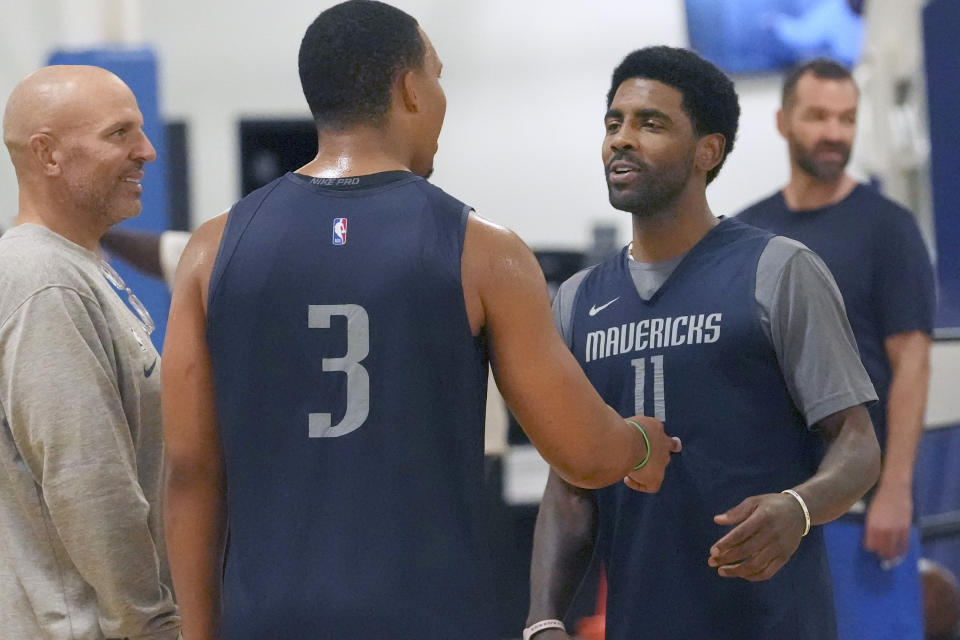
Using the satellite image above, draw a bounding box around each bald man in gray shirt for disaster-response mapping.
[0,66,179,639]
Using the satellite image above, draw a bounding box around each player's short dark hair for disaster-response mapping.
[298,0,425,129]
[607,46,740,184]
[781,58,856,110]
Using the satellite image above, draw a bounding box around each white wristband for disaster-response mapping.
[781,488,811,537]
[523,619,565,640]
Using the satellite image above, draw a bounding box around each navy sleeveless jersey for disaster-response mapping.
[570,219,836,640]
[206,172,494,639]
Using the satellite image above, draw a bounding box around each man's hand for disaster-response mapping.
[623,415,682,493]
[708,493,806,581]
[864,483,912,561]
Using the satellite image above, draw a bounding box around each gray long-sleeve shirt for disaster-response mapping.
[0,224,179,639]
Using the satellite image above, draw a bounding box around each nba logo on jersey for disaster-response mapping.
[332,218,348,245]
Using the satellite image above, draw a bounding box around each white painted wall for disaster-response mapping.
[0,0,789,247]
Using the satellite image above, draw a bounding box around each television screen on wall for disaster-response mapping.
[684,0,864,74]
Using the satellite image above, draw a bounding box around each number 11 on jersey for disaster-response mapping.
[631,355,665,421]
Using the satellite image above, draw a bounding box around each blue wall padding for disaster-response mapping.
[916,422,960,580]
[923,0,960,329]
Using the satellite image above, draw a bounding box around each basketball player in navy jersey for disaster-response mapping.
[160,3,680,639]
[525,47,881,640]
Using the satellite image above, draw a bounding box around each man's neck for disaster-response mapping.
[782,170,857,211]
[629,190,718,263]
[298,125,413,178]
[14,196,104,251]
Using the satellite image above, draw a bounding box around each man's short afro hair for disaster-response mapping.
[608,46,740,184]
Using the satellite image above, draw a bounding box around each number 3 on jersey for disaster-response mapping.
[308,304,370,438]
[632,355,666,421]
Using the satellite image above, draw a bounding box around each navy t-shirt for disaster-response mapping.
[738,184,935,451]
[206,171,494,639]
[568,220,837,640]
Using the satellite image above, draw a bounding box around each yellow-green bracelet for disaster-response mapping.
[627,420,651,470]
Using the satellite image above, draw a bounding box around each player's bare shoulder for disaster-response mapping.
[463,211,540,281]
[461,210,549,334]
[171,211,229,310]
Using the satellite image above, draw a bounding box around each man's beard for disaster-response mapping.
[72,180,137,223]
[790,136,850,182]
[605,148,694,217]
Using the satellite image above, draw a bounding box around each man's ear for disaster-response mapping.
[776,108,788,139]
[695,132,725,175]
[29,132,62,177]
[399,69,420,113]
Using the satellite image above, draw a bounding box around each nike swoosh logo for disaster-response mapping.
[588,297,620,316]
[143,358,157,378]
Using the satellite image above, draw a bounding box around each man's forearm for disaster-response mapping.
[165,463,226,640]
[99,228,163,278]
[528,472,598,624]
[879,341,930,489]
[43,471,181,638]
[792,405,881,525]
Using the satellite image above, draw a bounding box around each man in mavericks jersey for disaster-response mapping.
[525,46,881,640]
[160,2,679,639]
